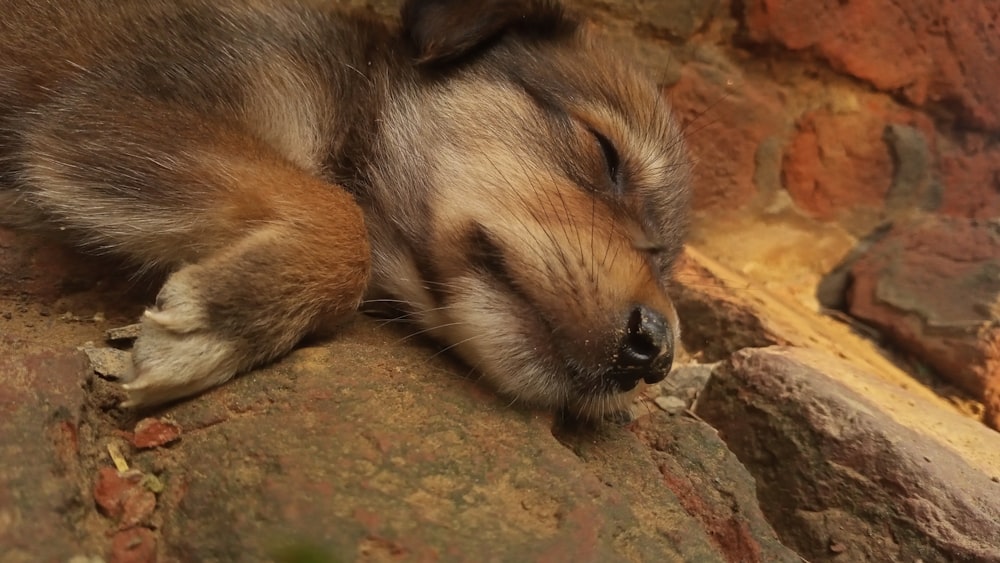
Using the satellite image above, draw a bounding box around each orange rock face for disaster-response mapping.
[743,0,1000,130]
[846,216,1000,429]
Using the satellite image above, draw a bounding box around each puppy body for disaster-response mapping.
[0,0,692,416]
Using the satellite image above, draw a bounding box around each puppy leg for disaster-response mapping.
[15,104,370,407]
[125,171,370,407]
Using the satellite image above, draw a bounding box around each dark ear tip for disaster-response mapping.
[401,0,577,67]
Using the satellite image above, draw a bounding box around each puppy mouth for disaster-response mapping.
[569,353,674,395]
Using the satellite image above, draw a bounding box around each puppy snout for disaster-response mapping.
[608,305,674,390]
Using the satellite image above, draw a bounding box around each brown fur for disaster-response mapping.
[0,0,692,417]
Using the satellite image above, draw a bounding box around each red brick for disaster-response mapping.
[939,134,1000,220]
[667,63,789,212]
[743,0,1000,129]
[782,108,893,220]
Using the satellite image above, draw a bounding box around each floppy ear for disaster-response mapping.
[401,0,576,66]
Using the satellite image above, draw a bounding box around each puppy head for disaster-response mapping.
[371,0,691,418]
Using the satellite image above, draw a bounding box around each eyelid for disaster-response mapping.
[588,127,623,189]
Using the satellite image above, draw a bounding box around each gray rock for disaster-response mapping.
[696,346,1000,563]
[81,346,132,380]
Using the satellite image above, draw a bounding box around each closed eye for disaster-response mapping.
[635,240,667,255]
[589,128,623,192]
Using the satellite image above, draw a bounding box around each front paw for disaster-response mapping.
[121,273,241,408]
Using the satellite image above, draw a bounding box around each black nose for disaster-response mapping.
[608,305,674,391]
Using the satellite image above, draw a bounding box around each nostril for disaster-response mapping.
[605,305,675,391]
[620,305,668,368]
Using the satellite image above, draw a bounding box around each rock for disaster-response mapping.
[596,19,684,87]
[696,347,1000,563]
[0,337,96,561]
[105,324,142,343]
[82,346,132,380]
[659,362,715,407]
[632,0,720,40]
[93,468,156,528]
[674,246,984,416]
[783,108,894,220]
[816,223,893,311]
[94,468,137,520]
[882,123,941,214]
[939,133,1000,220]
[742,0,1000,130]
[845,216,1000,428]
[629,414,801,563]
[780,104,941,223]
[138,319,795,561]
[988,385,1000,434]
[672,248,791,361]
[667,58,789,212]
[131,418,181,450]
[654,395,687,414]
[110,527,157,563]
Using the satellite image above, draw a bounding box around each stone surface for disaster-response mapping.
[780,101,941,222]
[659,362,715,408]
[696,347,1000,563]
[130,418,181,450]
[939,133,1000,220]
[629,414,799,563]
[666,58,789,211]
[144,322,767,562]
[110,527,157,563]
[631,0,720,40]
[742,0,1000,130]
[106,324,142,343]
[782,108,894,220]
[845,216,1000,428]
[82,346,133,381]
[0,337,102,562]
[0,308,799,561]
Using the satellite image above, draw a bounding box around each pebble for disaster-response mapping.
[132,418,182,449]
[81,346,132,380]
[106,323,142,343]
[654,395,687,415]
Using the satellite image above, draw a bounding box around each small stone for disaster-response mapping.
[132,418,181,449]
[93,467,156,528]
[94,468,142,520]
[105,324,142,343]
[120,488,157,529]
[829,541,847,554]
[661,363,716,404]
[654,396,687,415]
[110,527,156,563]
[82,347,132,380]
[1,311,11,320]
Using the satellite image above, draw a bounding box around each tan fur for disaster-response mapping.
[0,0,691,418]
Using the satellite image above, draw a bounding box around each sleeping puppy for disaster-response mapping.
[0,0,691,418]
